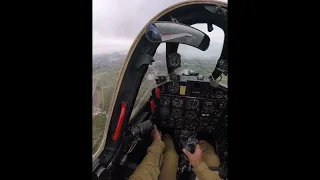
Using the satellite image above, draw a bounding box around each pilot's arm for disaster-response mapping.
[129,126,164,180]
[183,145,222,180]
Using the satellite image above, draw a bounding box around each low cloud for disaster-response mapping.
[93,0,227,55]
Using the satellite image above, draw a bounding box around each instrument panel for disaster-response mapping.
[152,76,228,178]
[152,76,227,133]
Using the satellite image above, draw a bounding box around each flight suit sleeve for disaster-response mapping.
[193,161,222,180]
[129,140,165,180]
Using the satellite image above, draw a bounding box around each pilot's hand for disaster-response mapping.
[151,125,162,141]
[183,144,203,167]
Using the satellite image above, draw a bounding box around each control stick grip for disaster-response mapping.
[181,137,199,154]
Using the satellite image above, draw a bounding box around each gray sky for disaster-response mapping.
[93,0,227,56]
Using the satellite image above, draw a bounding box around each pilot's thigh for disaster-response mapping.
[199,140,220,168]
[159,134,178,180]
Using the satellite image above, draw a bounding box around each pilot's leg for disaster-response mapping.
[159,134,179,180]
[199,140,220,168]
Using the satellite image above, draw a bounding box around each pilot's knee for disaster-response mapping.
[163,133,173,140]
[199,140,216,152]
[163,134,174,147]
[167,150,179,158]
[203,153,220,167]
[164,148,179,163]
[199,141,220,167]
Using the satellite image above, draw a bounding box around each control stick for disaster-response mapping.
[180,130,199,153]
[181,136,199,154]
[178,131,199,175]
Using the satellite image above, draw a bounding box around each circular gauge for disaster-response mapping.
[199,117,210,129]
[200,117,210,123]
[219,101,227,109]
[212,118,219,124]
[172,108,182,118]
[215,91,224,99]
[223,114,228,123]
[168,82,180,94]
[203,100,215,111]
[214,111,222,119]
[186,98,200,110]
[175,119,184,128]
[160,107,170,116]
[168,53,181,68]
[159,85,165,93]
[185,111,197,120]
[203,88,215,98]
[160,96,170,106]
[172,97,184,108]
[185,123,197,130]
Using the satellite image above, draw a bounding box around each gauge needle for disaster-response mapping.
[193,100,196,108]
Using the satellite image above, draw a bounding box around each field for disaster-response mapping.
[92,114,106,154]
[92,53,125,155]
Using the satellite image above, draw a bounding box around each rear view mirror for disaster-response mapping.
[145,21,210,51]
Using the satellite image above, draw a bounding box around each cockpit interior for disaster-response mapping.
[92,1,228,180]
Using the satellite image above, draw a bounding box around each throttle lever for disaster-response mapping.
[131,119,154,136]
